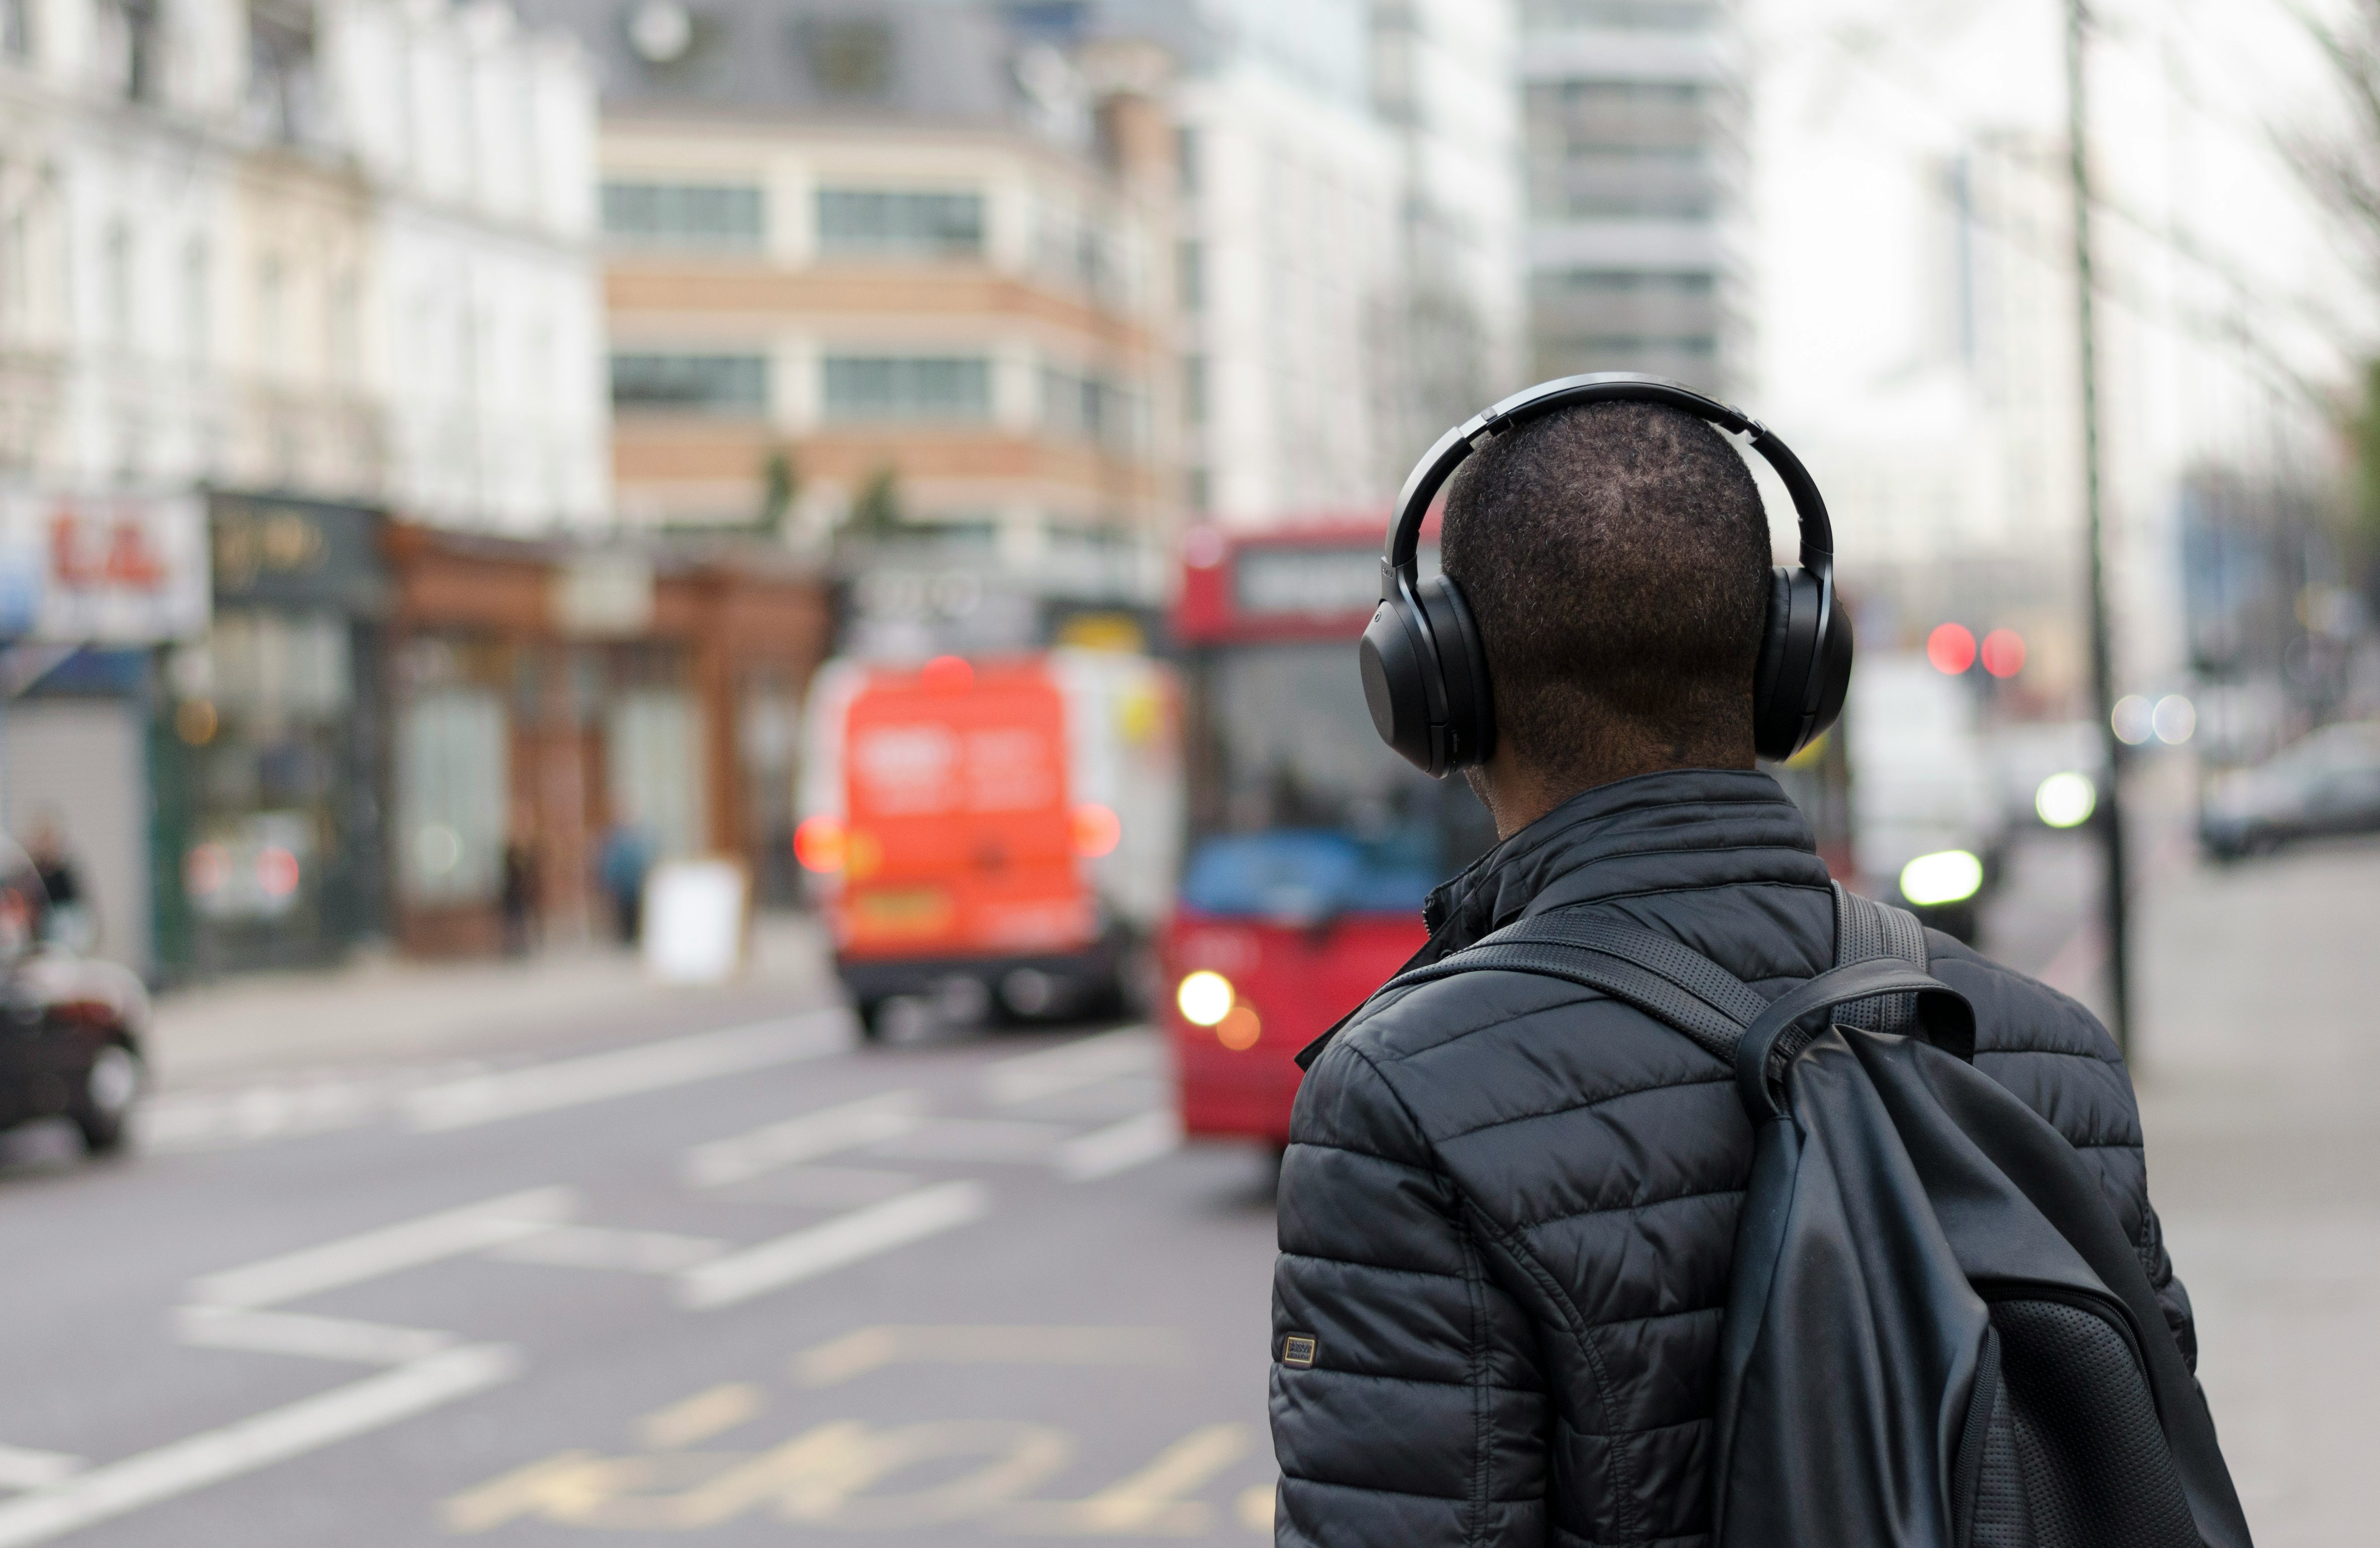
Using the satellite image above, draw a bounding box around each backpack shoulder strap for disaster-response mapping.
[1377,910,1765,1065]
[1830,881,1928,1036]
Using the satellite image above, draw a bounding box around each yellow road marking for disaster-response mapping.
[1000,1424,1249,1535]
[791,1325,1188,1386]
[440,1451,612,1533]
[438,1421,1078,1532]
[639,1384,765,1451]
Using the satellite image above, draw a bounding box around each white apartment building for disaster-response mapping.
[1371,0,1527,442]
[1518,0,1749,396]
[0,0,607,529]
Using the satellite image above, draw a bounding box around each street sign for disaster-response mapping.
[0,491,210,643]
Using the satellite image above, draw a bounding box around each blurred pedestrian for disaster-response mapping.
[1269,387,2234,1546]
[499,828,541,957]
[596,815,651,947]
[26,811,93,953]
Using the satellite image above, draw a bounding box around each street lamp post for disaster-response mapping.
[2065,0,2131,1054]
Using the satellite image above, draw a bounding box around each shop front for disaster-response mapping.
[385,528,828,956]
[153,494,391,976]
[0,489,212,981]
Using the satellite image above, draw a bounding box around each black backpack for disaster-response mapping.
[1381,885,2253,1548]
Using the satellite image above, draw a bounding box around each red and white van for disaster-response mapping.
[797,650,1179,1036]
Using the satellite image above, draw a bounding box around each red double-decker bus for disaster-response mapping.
[1162,521,1498,1147]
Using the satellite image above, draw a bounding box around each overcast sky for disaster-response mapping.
[1748,0,2363,483]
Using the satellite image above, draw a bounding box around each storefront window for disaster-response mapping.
[399,688,507,905]
[608,689,706,860]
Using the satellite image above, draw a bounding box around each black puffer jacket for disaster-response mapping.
[1269,768,2192,1548]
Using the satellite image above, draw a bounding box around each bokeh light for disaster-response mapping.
[1176,971,1234,1027]
[2035,772,2097,829]
[1927,623,1978,674]
[1980,628,2026,678]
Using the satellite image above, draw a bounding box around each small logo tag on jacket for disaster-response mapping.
[1280,1334,1318,1368]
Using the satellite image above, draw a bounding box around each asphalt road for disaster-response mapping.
[0,992,1282,1548]
[0,829,2104,1548]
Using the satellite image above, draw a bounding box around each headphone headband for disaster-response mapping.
[1381,372,1837,586]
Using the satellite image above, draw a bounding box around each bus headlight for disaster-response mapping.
[1176,970,1234,1027]
[1899,850,1984,908]
[2034,771,2096,829]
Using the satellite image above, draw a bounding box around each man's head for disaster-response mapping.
[1441,400,1773,829]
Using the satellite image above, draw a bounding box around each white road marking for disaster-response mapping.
[187,1186,576,1309]
[174,1306,456,1366]
[983,1026,1158,1106]
[0,1343,520,1548]
[868,1117,1071,1163]
[485,1225,726,1274]
[404,1010,853,1132]
[0,1448,80,1493]
[1055,1109,1182,1181]
[676,1182,990,1311]
[680,1090,924,1189]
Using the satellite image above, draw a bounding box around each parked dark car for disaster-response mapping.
[2201,721,2380,861]
[0,837,147,1154]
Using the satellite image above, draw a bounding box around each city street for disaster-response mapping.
[0,941,1279,1547]
[0,814,2370,1546]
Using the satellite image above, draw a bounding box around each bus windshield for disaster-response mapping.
[1182,640,1497,919]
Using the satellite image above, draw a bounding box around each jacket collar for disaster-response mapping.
[1294,767,1823,1070]
[1420,767,1823,957]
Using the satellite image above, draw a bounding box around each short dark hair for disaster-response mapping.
[1440,401,1773,776]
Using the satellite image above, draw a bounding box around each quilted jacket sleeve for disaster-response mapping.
[1270,1036,1549,1547]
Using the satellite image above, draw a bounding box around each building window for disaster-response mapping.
[824,355,992,422]
[1183,354,1207,427]
[247,0,316,142]
[1177,239,1203,312]
[255,254,285,371]
[601,182,765,248]
[1040,365,1140,450]
[3,0,33,58]
[1176,126,1200,195]
[1523,1,1718,29]
[104,221,133,349]
[181,238,209,364]
[328,270,359,382]
[610,352,768,413]
[816,189,983,257]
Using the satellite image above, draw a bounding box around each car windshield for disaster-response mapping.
[1182,641,1496,917]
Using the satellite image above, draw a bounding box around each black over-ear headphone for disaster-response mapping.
[1359,372,1853,776]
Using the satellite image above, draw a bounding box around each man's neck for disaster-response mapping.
[1465,740,1755,841]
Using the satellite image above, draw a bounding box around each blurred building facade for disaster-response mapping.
[0,0,608,525]
[1799,133,2101,712]
[518,0,1182,654]
[2,0,839,980]
[1119,0,1404,527]
[1370,0,1526,453]
[1518,0,1748,396]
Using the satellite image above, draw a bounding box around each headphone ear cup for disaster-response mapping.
[1752,565,1855,762]
[1361,598,1438,773]
[1418,574,1494,770]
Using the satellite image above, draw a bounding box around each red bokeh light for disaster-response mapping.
[1926,623,1978,675]
[256,845,301,898]
[1980,628,2027,679]
[794,816,847,873]
[1070,803,1122,858]
[920,655,974,693]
